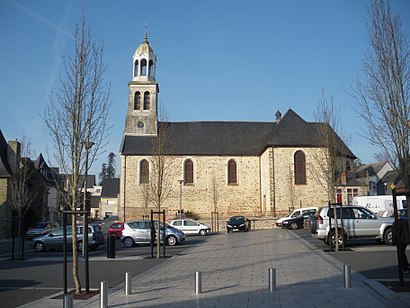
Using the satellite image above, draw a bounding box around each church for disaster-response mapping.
[119,34,356,221]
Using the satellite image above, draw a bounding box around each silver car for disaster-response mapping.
[32,224,105,252]
[121,220,185,247]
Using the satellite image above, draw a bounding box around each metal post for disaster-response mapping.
[195,271,202,294]
[63,213,67,294]
[343,264,351,288]
[178,179,184,220]
[268,268,276,292]
[100,281,108,308]
[63,294,73,308]
[125,272,132,295]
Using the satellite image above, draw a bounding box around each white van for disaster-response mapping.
[275,207,318,228]
[352,195,407,215]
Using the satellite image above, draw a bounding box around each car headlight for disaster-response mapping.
[227,224,232,227]
[239,223,244,227]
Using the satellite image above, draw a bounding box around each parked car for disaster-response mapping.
[282,210,316,230]
[108,222,124,238]
[32,224,105,252]
[275,207,318,228]
[226,216,250,233]
[308,205,394,247]
[121,220,185,247]
[25,221,60,240]
[169,219,211,236]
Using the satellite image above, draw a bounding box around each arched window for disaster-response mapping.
[134,91,141,110]
[143,92,150,110]
[149,60,154,77]
[134,60,139,77]
[294,151,306,185]
[184,159,194,184]
[141,59,147,76]
[140,159,149,184]
[227,159,237,185]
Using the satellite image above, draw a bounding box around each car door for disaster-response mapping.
[183,220,199,235]
[352,207,381,236]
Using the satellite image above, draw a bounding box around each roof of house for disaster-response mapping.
[101,178,120,198]
[354,161,390,177]
[0,130,13,177]
[121,109,355,158]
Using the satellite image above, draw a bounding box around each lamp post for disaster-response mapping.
[177,179,184,220]
[82,140,94,293]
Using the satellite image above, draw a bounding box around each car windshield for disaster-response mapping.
[230,216,245,222]
[33,222,48,228]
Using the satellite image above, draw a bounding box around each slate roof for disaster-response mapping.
[0,130,13,177]
[101,178,120,198]
[120,109,355,158]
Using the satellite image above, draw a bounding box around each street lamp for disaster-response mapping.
[177,179,184,220]
[82,140,94,294]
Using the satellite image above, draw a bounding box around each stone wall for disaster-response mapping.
[121,155,262,221]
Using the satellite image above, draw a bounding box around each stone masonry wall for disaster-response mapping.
[121,155,261,221]
[272,147,328,217]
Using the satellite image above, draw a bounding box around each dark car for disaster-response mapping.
[108,222,124,238]
[282,210,316,230]
[227,216,250,233]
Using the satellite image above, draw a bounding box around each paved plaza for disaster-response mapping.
[21,228,410,307]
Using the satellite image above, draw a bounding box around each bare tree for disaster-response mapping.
[313,90,351,251]
[42,15,111,294]
[146,109,175,258]
[9,138,37,260]
[353,0,410,190]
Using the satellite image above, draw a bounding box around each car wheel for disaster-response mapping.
[308,216,317,234]
[329,229,345,247]
[384,228,393,245]
[34,241,45,252]
[77,240,83,252]
[199,229,207,236]
[227,228,231,233]
[290,222,298,230]
[123,237,135,248]
[167,235,177,246]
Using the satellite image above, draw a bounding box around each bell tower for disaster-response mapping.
[124,32,158,135]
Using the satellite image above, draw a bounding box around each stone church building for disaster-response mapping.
[119,35,356,221]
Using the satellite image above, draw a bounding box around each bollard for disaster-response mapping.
[100,281,108,308]
[63,294,73,308]
[125,272,132,295]
[343,264,351,288]
[107,234,116,258]
[268,268,276,292]
[195,271,202,294]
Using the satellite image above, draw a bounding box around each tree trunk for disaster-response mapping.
[71,213,81,293]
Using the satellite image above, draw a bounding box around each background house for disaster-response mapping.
[100,178,120,219]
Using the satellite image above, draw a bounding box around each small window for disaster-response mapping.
[149,60,154,77]
[184,159,194,184]
[173,221,182,226]
[134,91,141,110]
[134,60,139,77]
[294,151,306,185]
[140,159,149,184]
[141,59,147,75]
[143,92,150,110]
[228,159,237,185]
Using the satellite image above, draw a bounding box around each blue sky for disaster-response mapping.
[1,0,409,177]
